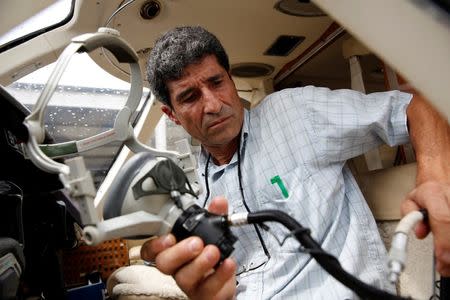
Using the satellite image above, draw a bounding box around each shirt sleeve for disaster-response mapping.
[301,85,412,163]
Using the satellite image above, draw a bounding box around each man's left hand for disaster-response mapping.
[401,181,450,276]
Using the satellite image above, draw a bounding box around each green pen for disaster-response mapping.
[270,175,289,199]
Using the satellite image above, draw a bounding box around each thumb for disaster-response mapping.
[401,197,429,239]
[208,196,228,215]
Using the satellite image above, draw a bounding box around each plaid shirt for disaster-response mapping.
[197,86,412,299]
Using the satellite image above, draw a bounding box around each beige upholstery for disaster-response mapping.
[358,162,416,220]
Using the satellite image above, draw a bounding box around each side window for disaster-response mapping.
[6,53,150,188]
[0,0,74,52]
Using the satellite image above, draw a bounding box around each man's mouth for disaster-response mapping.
[208,116,231,129]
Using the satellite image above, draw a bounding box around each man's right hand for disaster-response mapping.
[140,196,237,300]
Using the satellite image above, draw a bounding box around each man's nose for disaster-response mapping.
[203,89,222,114]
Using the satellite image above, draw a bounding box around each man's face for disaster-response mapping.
[163,55,244,148]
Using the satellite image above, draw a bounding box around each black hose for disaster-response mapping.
[246,210,411,300]
[441,276,450,299]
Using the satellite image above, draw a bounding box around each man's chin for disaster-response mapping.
[204,134,238,147]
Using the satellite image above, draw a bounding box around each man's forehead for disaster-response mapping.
[182,55,223,77]
[167,56,225,92]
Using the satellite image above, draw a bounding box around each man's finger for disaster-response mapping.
[400,197,421,216]
[155,236,204,275]
[208,196,228,215]
[414,222,430,239]
[401,198,430,239]
[197,258,237,300]
[140,234,176,262]
[173,244,222,295]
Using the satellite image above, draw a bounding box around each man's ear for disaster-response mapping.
[161,105,181,125]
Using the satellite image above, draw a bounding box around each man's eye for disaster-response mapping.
[212,79,222,86]
[182,92,197,103]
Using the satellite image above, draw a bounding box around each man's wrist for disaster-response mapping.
[416,157,450,185]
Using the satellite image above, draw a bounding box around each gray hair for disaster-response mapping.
[147,26,230,107]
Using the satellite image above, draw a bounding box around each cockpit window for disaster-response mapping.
[0,0,74,52]
[6,53,151,188]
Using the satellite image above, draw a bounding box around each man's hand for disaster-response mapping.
[405,93,450,276]
[401,182,450,276]
[140,196,237,300]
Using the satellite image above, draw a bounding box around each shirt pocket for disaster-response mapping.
[257,167,308,206]
[256,168,313,253]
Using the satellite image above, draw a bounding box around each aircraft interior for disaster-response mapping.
[0,0,449,299]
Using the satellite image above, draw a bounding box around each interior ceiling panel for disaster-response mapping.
[88,0,383,91]
[91,0,332,83]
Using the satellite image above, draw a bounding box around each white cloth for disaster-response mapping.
[198,86,412,299]
[107,265,187,299]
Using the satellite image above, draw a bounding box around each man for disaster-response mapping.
[141,26,450,299]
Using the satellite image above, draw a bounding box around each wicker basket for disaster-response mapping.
[62,239,129,287]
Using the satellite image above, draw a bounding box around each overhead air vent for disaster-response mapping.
[264,35,305,56]
[230,63,274,78]
[140,0,161,20]
[274,0,326,17]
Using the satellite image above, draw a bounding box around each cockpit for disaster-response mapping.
[0,1,448,299]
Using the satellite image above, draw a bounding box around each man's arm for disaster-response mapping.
[401,92,450,276]
[406,93,450,184]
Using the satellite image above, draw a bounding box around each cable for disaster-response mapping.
[131,90,151,127]
[201,154,211,208]
[202,133,271,260]
[429,278,440,299]
[387,210,427,284]
[229,210,411,300]
[105,0,137,27]
[101,0,138,76]
[236,137,271,259]
[440,276,450,300]
[431,255,438,299]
